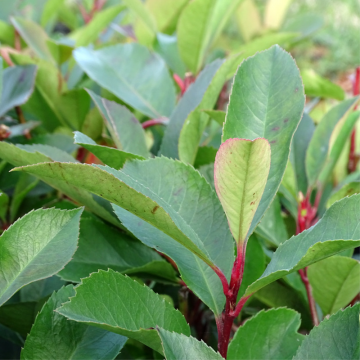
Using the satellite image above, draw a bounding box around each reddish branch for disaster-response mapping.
[296,191,321,326]
[142,118,168,129]
[214,244,251,358]
[79,0,107,23]
[348,67,360,173]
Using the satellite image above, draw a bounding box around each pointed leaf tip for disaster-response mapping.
[214,138,271,244]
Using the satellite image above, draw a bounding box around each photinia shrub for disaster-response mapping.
[0,1,359,359]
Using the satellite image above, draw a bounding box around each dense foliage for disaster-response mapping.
[0,0,359,359]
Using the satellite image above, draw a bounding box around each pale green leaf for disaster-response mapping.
[245,194,360,296]
[69,5,124,46]
[223,45,305,237]
[0,65,37,117]
[74,131,145,169]
[308,256,360,315]
[57,270,190,354]
[293,304,360,360]
[327,182,360,208]
[0,207,83,306]
[160,59,223,158]
[214,138,271,244]
[11,17,54,63]
[21,285,127,360]
[236,0,262,42]
[87,90,149,157]
[204,110,226,127]
[177,0,242,74]
[264,0,292,30]
[158,328,223,360]
[74,44,176,118]
[306,97,359,188]
[301,69,345,101]
[228,308,304,360]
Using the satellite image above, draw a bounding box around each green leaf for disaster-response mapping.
[177,0,242,74]
[236,0,262,42]
[301,69,345,100]
[58,213,177,283]
[158,328,223,360]
[12,160,228,270]
[74,131,145,169]
[0,192,9,222]
[327,182,360,208]
[223,45,305,237]
[245,194,360,296]
[10,173,38,222]
[41,0,65,27]
[204,110,226,127]
[0,141,119,226]
[113,204,228,315]
[193,146,217,168]
[21,285,127,360]
[255,195,288,247]
[74,44,176,118]
[160,59,223,158]
[11,17,54,63]
[214,138,271,244]
[87,90,149,157]
[46,39,73,65]
[306,97,360,188]
[69,5,124,47]
[0,20,15,46]
[0,301,41,337]
[0,65,37,117]
[290,113,315,195]
[0,56,3,97]
[318,110,360,187]
[228,308,304,360]
[57,270,190,354]
[0,207,83,306]
[16,144,77,163]
[308,256,360,315]
[293,304,360,360]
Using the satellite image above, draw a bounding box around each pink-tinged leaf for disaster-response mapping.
[214,138,271,244]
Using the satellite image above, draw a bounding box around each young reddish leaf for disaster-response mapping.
[214,138,271,244]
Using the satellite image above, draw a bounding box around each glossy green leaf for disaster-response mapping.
[318,110,360,187]
[308,256,360,315]
[57,270,190,354]
[160,59,223,158]
[245,194,360,296]
[0,141,119,226]
[293,304,360,360]
[290,113,315,194]
[69,5,124,46]
[11,17,54,63]
[0,65,37,117]
[12,159,232,270]
[87,90,149,157]
[223,45,305,237]
[0,207,83,306]
[21,285,127,360]
[214,138,271,244]
[301,69,345,100]
[228,308,304,360]
[158,328,223,360]
[177,0,242,74]
[74,44,176,118]
[306,97,360,188]
[327,182,360,208]
[74,131,145,169]
[58,213,177,283]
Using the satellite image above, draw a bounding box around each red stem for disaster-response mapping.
[216,244,250,358]
[348,67,360,173]
[299,268,319,326]
[142,118,167,129]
